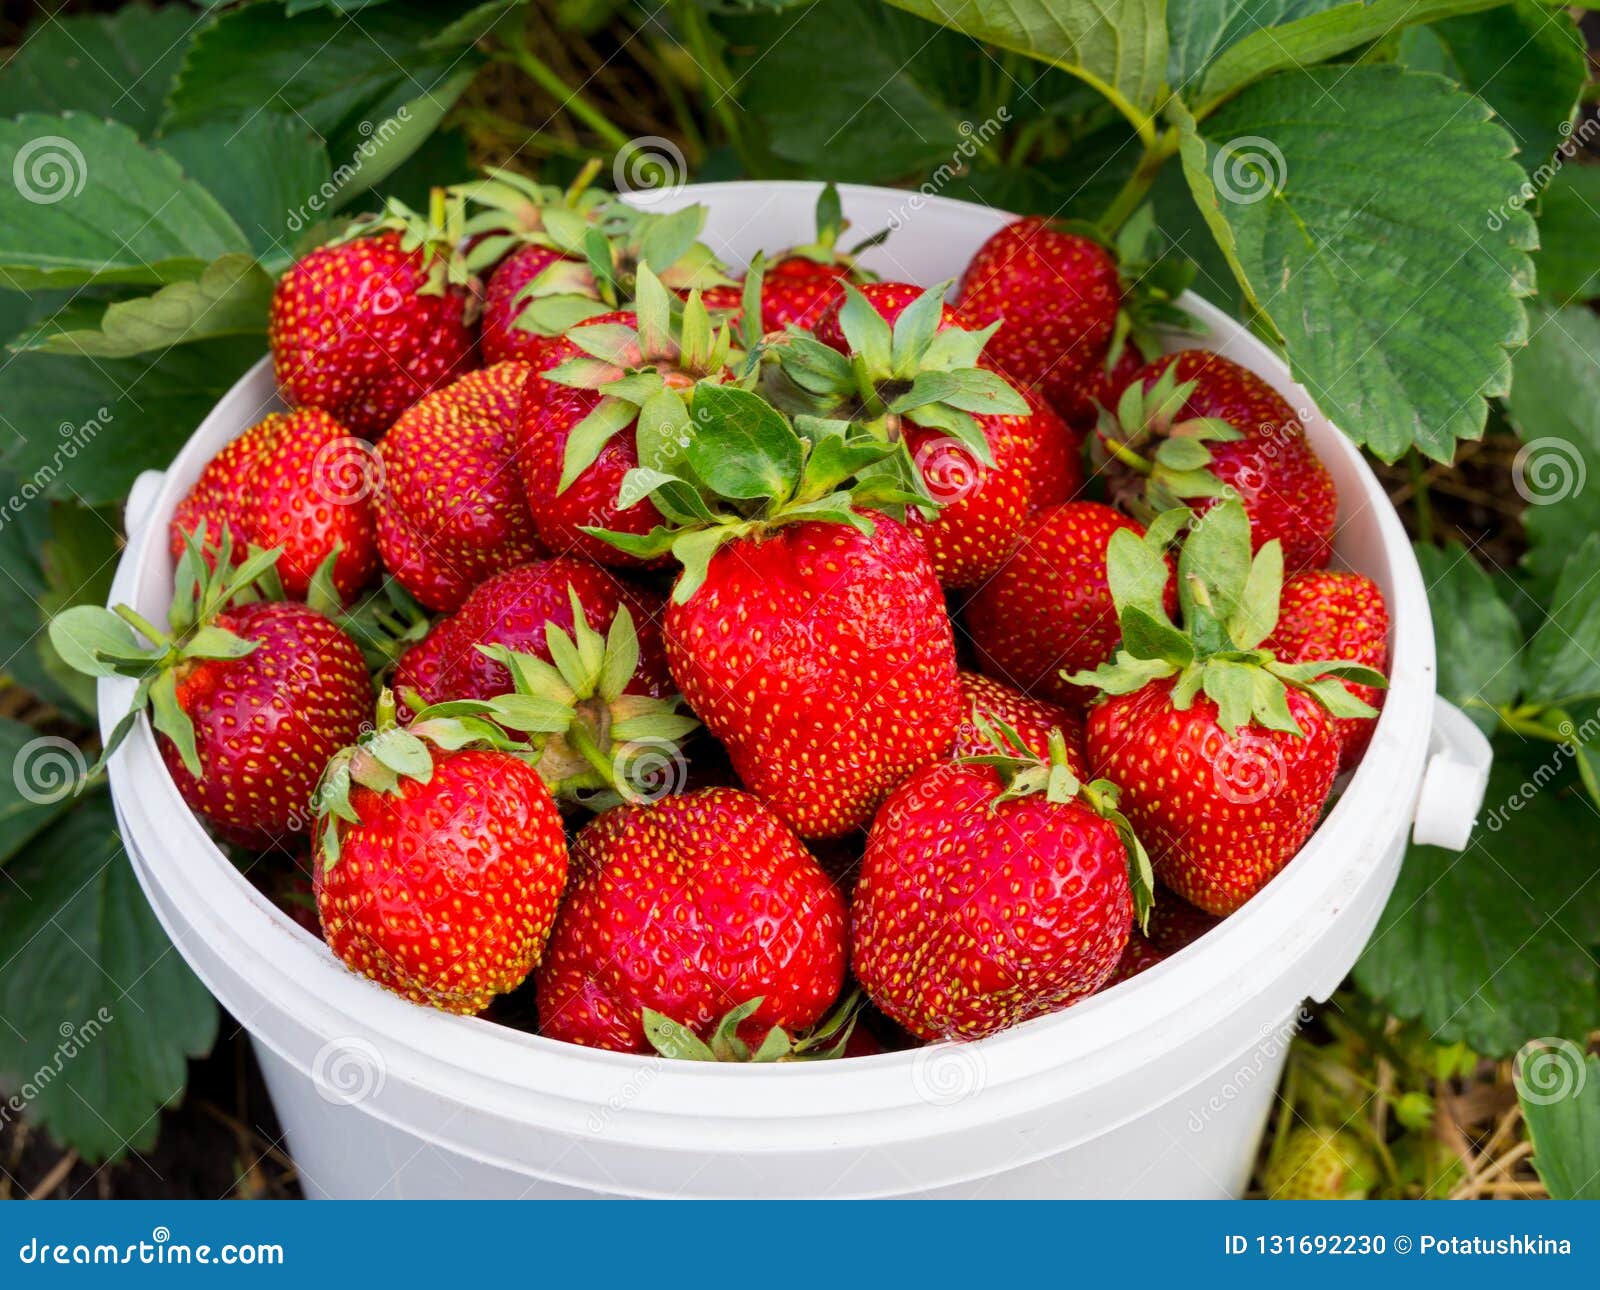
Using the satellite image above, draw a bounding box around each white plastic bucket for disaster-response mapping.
[100,183,1490,1199]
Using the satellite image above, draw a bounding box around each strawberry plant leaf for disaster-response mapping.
[10,255,274,359]
[1413,540,1522,735]
[0,718,81,864]
[1353,745,1600,1057]
[1532,167,1600,306]
[1178,66,1535,463]
[685,385,803,500]
[1524,533,1600,709]
[0,114,250,289]
[1520,1051,1600,1199]
[1398,1,1587,174]
[0,791,218,1161]
[1506,307,1600,602]
[0,4,198,137]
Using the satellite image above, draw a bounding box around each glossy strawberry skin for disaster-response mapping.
[269,231,478,439]
[480,243,573,370]
[763,258,851,328]
[1265,570,1389,769]
[515,311,668,567]
[851,760,1132,1041]
[1087,679,1340,916]
[375,361,544,612]
[170,408,379,601]
[536,787,847,1051]
[1128,350,1337,571]
[1105,932,1167,987]
[965,502,1174,709]
[666,514,962,839]
[393,557,671,706]
[315,748,568,1014]
[814,282,1082,588]
[954,216,1120,419]
[952,671,1086,775]
[165,601,371,848]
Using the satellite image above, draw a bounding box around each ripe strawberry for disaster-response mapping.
[170,407,379,601]
[1144,893,1222,954]
[375,360,544,612]
[851,726,1148,1041]
[1099,349,1338,571]
[51,532,371,848]
[1105,932,1167,986]
[952,671,1086,774]
[516,270,739,566]
[1265,570,1389,770]
[313,696,568,1014]
[964,501,1173,709]
[954,216,1120,417]
[592,382,963,838]
[269,197,479,439]
[1073,501,1382,915]
[393,557,670,708]
[535,787,847,1053]
[784,281,1079,587]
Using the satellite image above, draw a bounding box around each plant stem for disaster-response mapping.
[668,0,745,161]
[1407,449,1435,543]
[495,27,631,154]
[1098,126,1180,233]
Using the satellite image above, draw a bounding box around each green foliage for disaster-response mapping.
[1533,166,1600,306]
[1521,1051,1600,1198]
[1412,541,1521,734]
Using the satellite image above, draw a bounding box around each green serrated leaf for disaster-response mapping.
[684,385,803,501]
[1521,1051,1600,1199]
[1525,533,1600,708]
[1414,541,1522,734]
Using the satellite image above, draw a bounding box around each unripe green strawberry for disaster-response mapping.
[1263,1127,1379,1199]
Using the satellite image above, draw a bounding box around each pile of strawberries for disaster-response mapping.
[55,175,1391,1058]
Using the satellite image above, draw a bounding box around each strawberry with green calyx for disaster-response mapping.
[51,527,371,846]
[851,715,1150,1042]
[454,159,609,276]
[516,265,749,567]
[643,989,865,1064]
[470,587,699,810]
[772,280,1079,587]
[1098,348,1339,571]
[306,566,434,678]
[747,182,887,331]
[951,670,1087,773]
[588,381,961,837]
[313,689,570,1014]
[270,189,480,439]
[1071,500,1386,915]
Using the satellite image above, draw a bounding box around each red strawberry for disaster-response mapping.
[954,216,1120,418]
[1265,570,1389,769]
[52,535,371,848]
[393,557,670,708]
[269,199,479,439]
[790,281,1080,587]
[1073,501,1379,915]
[480,243,576,371]
[313,699,568,1014]
[535,787,847,1052]
[851,730,1146,1041]
[375,360,544,612]
[1144,893,1222,954]
[593,383,963,838]
[965,501,1173,709]
[1101,349,1338,571]
[170,407,379,601]
[952,671,1086,774]
[1105,932,1167,987]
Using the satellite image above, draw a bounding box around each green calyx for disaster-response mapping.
[544,263,749,496]
[48,525,285,784]
[1094,362,1244,518]
[778,181,888,273]
[333,187,476,301]
[453,158,609,273]
[472,587,699,809]
[766,281,1028,505]
[961,714,1156,930]
[584,380,923,603]
[1066,500,1388,738]
[306,559,432,677]
[643,990,865,1063]
[1104,204,1198,375]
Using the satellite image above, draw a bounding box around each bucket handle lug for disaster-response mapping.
[1411,697,1492,850]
